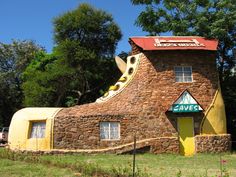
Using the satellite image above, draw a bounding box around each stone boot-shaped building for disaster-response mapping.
[8,36,231,155]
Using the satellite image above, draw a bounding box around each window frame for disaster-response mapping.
[28,121,46,139]
[174,66,193,83]
[100,122,120,141]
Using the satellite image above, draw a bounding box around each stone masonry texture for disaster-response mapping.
[195,134,231,153]
[53,42,230,154]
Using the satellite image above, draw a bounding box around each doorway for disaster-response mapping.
[178,117,195,156]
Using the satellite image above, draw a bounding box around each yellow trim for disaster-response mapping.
[48,137,178,153]
[51,116,54,149]
[118,76,127,82]
[200,87,227,134]
[102,76,126,97]
[108,85,119,91]
[103,92,109,97]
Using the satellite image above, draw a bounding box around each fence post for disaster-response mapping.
[133,134,136,177]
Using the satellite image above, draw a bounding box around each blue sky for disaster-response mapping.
[0,0,147,54]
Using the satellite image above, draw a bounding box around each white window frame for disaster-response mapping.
[100,122,120,140]
[29,121,46,139]
[174,66,193,83]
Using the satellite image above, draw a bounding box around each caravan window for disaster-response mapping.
[30,122,46,138]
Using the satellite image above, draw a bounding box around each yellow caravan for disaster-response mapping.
[8,108,61,151]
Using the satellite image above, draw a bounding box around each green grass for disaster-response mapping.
[39,153,236,177]
[0,158,77,177]
[1,148,236,177]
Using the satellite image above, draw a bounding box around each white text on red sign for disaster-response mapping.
[154,39,205,47]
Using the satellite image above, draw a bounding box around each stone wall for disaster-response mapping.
[53,113,178,150]
[150,137,179,154]
[53,45,220,153]
[195,134,231,153]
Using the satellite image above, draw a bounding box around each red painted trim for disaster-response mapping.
[129,36,218,51]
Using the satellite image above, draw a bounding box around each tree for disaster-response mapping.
[22,51,66,107]
[0,40,44,126]
[22,50,120,107]
[22,3,122,107]
[221,71,236,148]
[53,3,122,104]
[53,3,121,57]
[131,0,236,145]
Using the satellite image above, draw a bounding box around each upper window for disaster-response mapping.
[30,122,46,138]
[174,66,192,82]
[100,122,120,140]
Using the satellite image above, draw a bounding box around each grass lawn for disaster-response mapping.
[39,153,236,177]
[0,158,77,177]
[1,148,236,177]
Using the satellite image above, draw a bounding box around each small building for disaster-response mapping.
[8,36,231,156]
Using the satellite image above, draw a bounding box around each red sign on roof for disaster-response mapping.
[129,36,218,51]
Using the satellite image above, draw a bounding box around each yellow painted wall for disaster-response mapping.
[8,108,62,151]
[201,88,227,134]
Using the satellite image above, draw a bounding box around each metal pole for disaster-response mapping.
[132,134,136,177]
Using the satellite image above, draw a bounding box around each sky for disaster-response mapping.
[0,0,148,54]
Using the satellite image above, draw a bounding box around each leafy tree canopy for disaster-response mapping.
[54,3,121,58]
[22,3,122,107]
[0,40,44,126]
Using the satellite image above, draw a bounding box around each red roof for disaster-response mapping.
[129,36,218,51]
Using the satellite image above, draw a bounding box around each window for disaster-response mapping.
[174,66,192,82]
[30,122,46,138]
[100,122,120,140]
